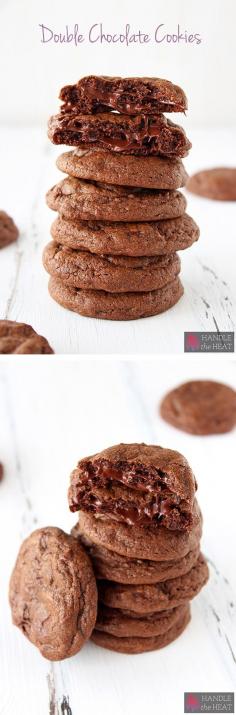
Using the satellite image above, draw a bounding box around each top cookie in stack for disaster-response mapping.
[44,76,199,321]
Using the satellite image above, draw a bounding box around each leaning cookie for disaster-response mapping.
[48,113,191,158]
[96,603,188,638]
[46,178,187,223]
[91,604,191,654]
[9,527,97,660]
[160,380,236,435]
[0,320,54,354]
[56,150,188,189]
[68,443,197,531]
[72,525,200,584]
[48,275,184,321]
[50,214,199,257]
[77,503,202,561]
[98,554,209,614]
[43,243,181,293]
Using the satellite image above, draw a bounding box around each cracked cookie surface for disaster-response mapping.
[9,527,97,660]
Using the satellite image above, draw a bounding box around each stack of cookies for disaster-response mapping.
[43,75,199,321]
[69,443,209,654]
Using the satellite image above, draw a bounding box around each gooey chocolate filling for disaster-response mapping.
[60,77,186,115]
[48,114,190,157]
[69,459,193,531]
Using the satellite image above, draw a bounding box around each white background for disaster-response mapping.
[0,0,236,127]
[0,357,236,714]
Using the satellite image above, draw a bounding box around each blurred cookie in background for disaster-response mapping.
[160,379,236,435]
[186,167,236,201]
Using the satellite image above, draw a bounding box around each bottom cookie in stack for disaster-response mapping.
[48,275,184,321]
[91,604,191,654]
[43,241,183,321]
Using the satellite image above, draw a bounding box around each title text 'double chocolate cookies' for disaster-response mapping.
[9,527,97,660]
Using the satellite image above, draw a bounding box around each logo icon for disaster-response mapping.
[185,693,201,712]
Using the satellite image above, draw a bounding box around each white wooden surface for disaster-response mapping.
[0,357,236,715]
[0,127,235,354]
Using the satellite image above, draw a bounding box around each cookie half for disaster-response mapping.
[50,214,199,256]
[160,380,236,435]
[96,603,188,637]
[56,150,188,189]
[43,243,181,293]
[68,443,197,531]
[48,275,184,321]
[72,526,200,584]
[48,113,191,158]
[9,527,98,660]
[91,604,191,653]
[0,320,54,354]
[98,554,209,614]
[46,178,187,223]
[59,75,187,115]
[78,503,202,561]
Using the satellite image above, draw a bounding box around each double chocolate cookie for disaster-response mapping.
[160,380,236,435]
[73,524,200,584]
[9,527,98,660]
[59,75,188,115]
[77,502,202,561]
[51,214,199,256]
[46,177,187,223]
[0,210,19,249]
[187,167,236,201]
[48,113,191,158]
[0,320,54,354]
[68,443,197,531]
[98,554,209,613]
[43,243,181,293]
[57,149,188,189]
[48,275,184,320]
[91,604,191,654]
[96,602,188,637]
